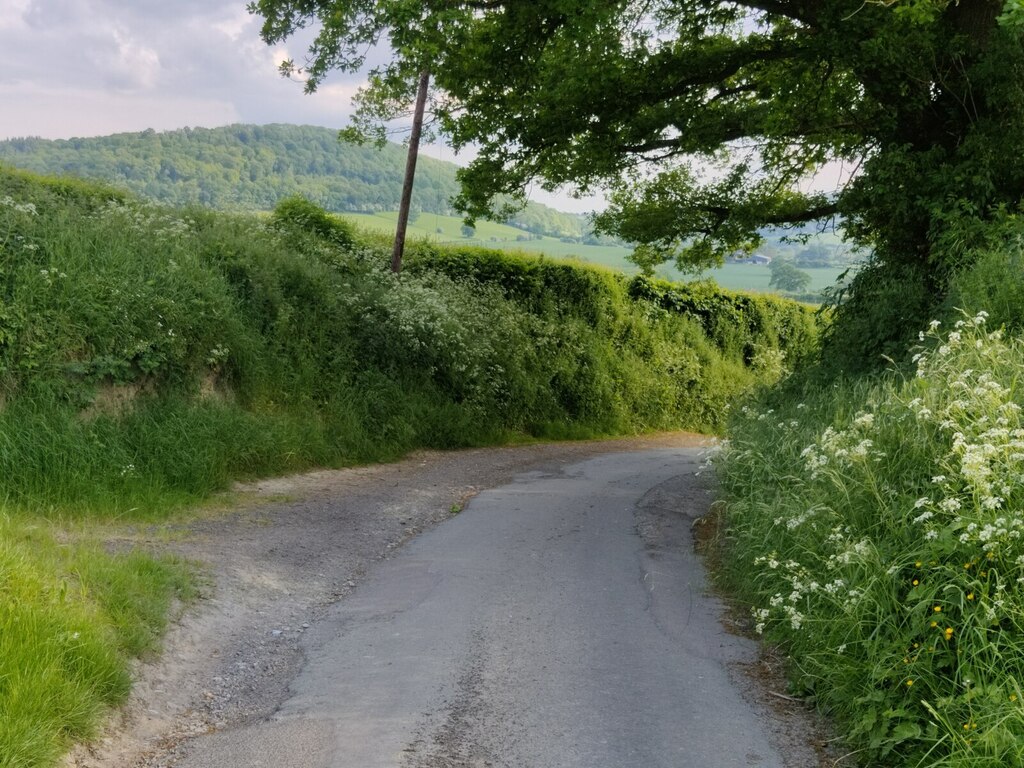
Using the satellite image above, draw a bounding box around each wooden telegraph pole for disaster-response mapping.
[391,69,431,274]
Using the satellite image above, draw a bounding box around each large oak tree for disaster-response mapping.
[251,0,1024,364]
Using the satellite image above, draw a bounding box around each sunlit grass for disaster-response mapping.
[0,515,196,768]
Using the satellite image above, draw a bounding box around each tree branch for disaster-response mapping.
[732,0,820,26]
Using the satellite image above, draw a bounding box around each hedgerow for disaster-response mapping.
[0,170,818,514]
[0,166,820,768]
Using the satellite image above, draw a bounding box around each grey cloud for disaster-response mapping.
[24,0,93,29]
[0,0,372,139]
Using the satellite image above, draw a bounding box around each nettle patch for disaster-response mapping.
[719,313,1024,767]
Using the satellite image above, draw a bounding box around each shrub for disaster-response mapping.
[946,219,1024,334]
[269,194,356,250]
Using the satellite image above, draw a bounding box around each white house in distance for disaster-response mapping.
[725,253,772,265]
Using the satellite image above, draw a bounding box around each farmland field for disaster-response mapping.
[344,212,854,296]
[683,263,850,294]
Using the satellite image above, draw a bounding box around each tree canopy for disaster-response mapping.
[769,258,812,293]
[250,0,1024,361]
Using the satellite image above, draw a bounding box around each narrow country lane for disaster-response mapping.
[165,447,808,767]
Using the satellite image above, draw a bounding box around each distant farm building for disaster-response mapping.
[725,253,772,265]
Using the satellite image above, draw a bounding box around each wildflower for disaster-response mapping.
[853,412,874,429]
[945,627,954,640]
[967,592,975,600]
[850,439,873,458]
[912,579,919,586]
[939,497,962,513]
[934,606,942,612]
[906,679,914,687]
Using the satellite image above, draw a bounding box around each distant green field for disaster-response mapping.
[345,211,536,245]
[682,263,851,294]
[343,211,854,297]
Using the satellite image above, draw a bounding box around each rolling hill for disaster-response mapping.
[0,123,596,242]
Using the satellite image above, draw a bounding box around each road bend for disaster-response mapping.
[171,446,793,768]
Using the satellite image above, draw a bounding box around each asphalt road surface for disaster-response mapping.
[170,446,796,768]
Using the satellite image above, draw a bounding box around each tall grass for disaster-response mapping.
[0,515,195,768]
[717,312,1024,766]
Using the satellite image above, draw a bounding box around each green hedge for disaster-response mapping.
[0,170,818,514]
[626,275,820,366]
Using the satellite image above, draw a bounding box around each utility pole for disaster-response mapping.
[391,69,430,274]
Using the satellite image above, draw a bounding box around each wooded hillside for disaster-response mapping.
[0,124,594,241]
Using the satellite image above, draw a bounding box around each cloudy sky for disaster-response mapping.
[0,0,371,139]
[0,0,604,210]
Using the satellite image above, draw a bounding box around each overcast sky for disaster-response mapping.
[0,0,368,139]
[0,0,603,212]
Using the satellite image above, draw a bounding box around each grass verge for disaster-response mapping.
[716,312,1024,766]
[0,515,196,768]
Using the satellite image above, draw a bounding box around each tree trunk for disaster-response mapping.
[948,0,1003,49]
[391,69,431,274]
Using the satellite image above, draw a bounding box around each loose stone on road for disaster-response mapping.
[167,445,819,767]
